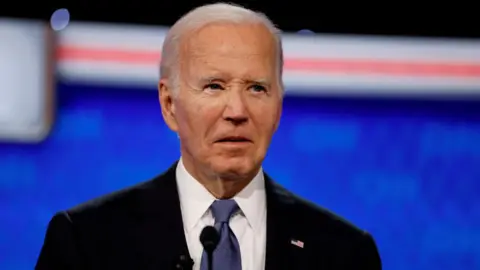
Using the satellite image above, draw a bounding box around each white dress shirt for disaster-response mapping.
[176,158,267,270]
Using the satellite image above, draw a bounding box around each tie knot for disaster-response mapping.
[210,199,239,224]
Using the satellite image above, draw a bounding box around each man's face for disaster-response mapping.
[160,22,282,179]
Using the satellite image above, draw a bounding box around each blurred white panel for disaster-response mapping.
[0,19,52,142]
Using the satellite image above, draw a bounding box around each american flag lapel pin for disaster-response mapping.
[290,239,304,248]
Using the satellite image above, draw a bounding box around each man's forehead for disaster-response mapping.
[187,52,275,75]
[177,23,279,83]
[181,48,276,79]
[181,23,275,54]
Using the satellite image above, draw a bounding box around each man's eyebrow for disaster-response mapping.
[243,78,272,87]
[197,75,226,84]
[198,76,220,83]
[196,76,272,85]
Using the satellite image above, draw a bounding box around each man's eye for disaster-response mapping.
[250,84,267,92]
[205,83,223,90]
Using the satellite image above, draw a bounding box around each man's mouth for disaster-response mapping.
[216,136,251,143]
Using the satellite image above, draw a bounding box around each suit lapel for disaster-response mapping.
[132,162,191,269]
[264,174,297,270]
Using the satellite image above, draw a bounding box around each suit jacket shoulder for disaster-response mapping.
[65,176,161,223]
[289,190,368,238]
[36,163,189,270]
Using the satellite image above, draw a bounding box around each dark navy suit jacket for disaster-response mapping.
[36,162,382,270]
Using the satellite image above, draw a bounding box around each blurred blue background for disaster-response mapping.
[1,82,480,269]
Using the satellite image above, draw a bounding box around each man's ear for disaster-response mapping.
[273,88,283,132]
[158,78,178,132]
[274,100,282,132]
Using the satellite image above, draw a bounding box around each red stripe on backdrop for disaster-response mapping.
[57,45,480,78]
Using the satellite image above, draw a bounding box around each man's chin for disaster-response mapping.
[210,157,257,180]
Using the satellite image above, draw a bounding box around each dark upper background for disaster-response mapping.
[1,0,479,39]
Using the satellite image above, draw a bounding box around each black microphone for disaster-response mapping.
[200,225,220,270]
[173,254,194,270]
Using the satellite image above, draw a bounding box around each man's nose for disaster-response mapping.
[223,92,248,125]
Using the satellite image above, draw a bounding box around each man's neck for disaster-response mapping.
[180,157,257,199]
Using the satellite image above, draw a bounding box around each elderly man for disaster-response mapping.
[36,3,381,270]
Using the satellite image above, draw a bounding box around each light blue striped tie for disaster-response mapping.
[200,199,242,270]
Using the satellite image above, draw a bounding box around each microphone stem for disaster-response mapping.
[208,252,213,270]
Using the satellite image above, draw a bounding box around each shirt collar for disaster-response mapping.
[176,158,266,233]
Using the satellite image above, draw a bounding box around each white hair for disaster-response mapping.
[159,3,284,94]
